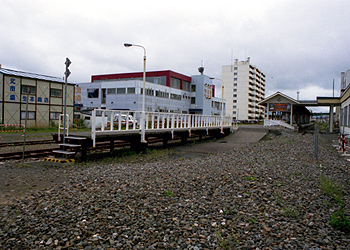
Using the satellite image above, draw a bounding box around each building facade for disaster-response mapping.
[341,69,350,95]
[222,58,265,121]
[339,69,350,134]
[75,70,225,116]
[0,67,75,127]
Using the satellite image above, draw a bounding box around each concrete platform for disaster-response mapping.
[174,125,271,155]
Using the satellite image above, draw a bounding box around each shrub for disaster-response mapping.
[329,208,350,233]
[319,175,343,204]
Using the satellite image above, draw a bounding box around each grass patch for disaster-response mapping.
[319,174,343,204]
[276,181,285,186]
[281,205,300,219]
[223,206,236,215]
[329,208,350,233]
[163,190,174,197]
[216,231,238,250]
[246,176,257,181]
[319,174,350,233]
[247,217,257,224]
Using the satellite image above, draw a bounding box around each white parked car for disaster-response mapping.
[113,114,138,126]
[83,115,108,129]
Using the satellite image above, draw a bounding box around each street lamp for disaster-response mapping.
[124,43,147,143]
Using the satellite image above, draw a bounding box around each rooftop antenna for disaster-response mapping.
[198,60,204,75]
[297,91,300,100]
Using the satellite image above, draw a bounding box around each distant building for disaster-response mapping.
[222,58,265,121]
[0,67,74,127]
[259,92,312,129]
[341,69,350,95]
[340,69,350,134]
[75,69,226,116]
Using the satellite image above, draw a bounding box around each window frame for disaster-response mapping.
[22,85,36,95]
[21,111,36,120]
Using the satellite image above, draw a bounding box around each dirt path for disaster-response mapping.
[0,161,69,204]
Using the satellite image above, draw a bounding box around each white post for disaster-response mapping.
[329,105,334,133]
[92,109,96,147]
[290,104,293,126]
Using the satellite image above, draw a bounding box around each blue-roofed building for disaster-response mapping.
[0,66,75,127]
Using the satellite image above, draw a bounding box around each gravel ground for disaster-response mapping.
[0,130,350,249]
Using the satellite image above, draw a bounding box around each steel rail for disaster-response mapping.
[0,134,209,162]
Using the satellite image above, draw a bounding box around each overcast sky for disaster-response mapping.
[1,0,349,111]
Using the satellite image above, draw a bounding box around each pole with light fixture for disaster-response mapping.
[124,43,147,143]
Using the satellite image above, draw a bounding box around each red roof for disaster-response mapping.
[91,70,191,88]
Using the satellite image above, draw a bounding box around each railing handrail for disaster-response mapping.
[264,119,294,130]
[90,109,233,147]
[58,114,69,142]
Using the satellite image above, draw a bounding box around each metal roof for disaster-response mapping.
[0,67,65,83]
[298,100,319,105]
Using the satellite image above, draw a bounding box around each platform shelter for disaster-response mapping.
[259,92,339,132]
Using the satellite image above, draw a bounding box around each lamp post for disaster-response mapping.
[124,43,147,143]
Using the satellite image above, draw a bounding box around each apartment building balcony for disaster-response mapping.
[249,76,255,81]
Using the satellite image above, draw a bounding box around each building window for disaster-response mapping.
[145,88,154,96]
[233,89,237,92]
[234,72,237,76]
[117,88,126,94]
[183,81,191,91]
[127,87,135,94]
[88,89,99,98]
[191,97,196,104]
[50,112,61,120]
[233,100,237,103]
[50,88,63,97]
[348,105,350,127]
[22,85,36,95]
[234,67,238,70]
[107,88,116,94]
[154,77,161,84]
[170,93,181,100]
[21,111,35,120]
[345,106,348,127]
[234,78,237,81]
[233,111,236,114]
[233,105,237,109]
[191,85,196,92]
[233,94,237,97]
[171,78,181,89]
[234,83,237,86]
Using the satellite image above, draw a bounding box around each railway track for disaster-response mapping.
[0,135,210,162]
[0,139,55,148]
[0,148,58,161]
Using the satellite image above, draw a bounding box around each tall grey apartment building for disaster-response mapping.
[222,58,265,121]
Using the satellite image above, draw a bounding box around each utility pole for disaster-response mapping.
[63,58,71,144]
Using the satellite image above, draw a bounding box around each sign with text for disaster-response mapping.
[269,103,291,112]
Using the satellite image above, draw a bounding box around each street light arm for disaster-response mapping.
[124,43,146,57]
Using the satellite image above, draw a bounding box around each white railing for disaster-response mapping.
[58,114,70,141]
[91,109,233,147]
[264,119,294,130]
